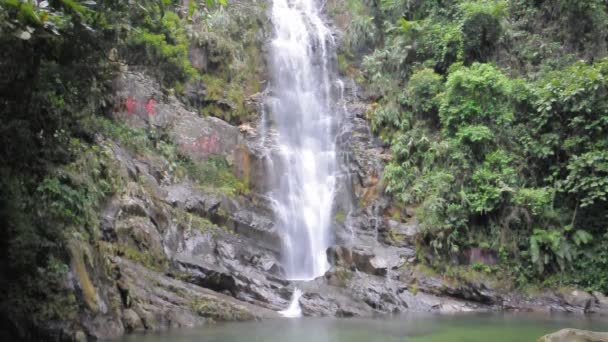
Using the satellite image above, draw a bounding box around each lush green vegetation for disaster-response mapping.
[1,0,128,328]
[0,0,240,333]
[191,3,268,123]
[347,0,608,292]
[96,117,248,195]
[1,1,607,337]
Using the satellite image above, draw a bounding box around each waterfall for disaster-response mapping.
[267,0,339,281]
[278,288,303,318]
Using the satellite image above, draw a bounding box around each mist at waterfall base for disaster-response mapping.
[119,314,607,342]
[265,0,339,283]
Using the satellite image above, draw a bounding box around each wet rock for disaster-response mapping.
[329,243,413,281]
[183,78,207,108]
[68,242,100,314]
[116,216,166,264]
[81,312,125,340]
[162,183,281,252]
[591,291,608,315]
[351,249,387,276]
[557,289,595,312]
[168,221,288,311]
[224,206,281,251]
[188,44,208,71]
[220,206,277,251]
[122,309,144,332]
[114,72,268,190]
[163,183,221,217]
[322,261,490,315]
[250,254,282,274]
[296,279,375,317]
[593,291,608,306]
[400,267,501,305]
[109,143,139,181]
[352,279,404,313]
[537,329,608,342]
[502,291,580,313]
[116,257,278,327]
[239,123,256,136]
[299,292,340,316]
[327,245,353,267]
[386,219,420,246]
[173,114,244,162]
[327,246,391,276]
[397,289,488,313]
[324,268,353,288]
[74,331,87,342]
[113,71,184,130]
[344,270,485,314]
[333,98,390,245]
[368,256,388,276]
[175,254,240,296]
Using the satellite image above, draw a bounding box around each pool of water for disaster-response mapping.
[119,313,607,342]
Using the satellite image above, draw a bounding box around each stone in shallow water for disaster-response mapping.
[122,308,143,332]
[537,329,608,342]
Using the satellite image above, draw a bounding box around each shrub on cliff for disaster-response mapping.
[361,0,608,289]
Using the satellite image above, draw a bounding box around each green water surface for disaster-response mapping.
[119,313,607,342]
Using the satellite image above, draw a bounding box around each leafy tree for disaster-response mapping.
[365,0,608,288]
[439,63,514,135]
[459,0,506,63]
[405,68,443,124]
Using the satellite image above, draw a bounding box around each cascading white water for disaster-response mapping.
[278,288,303,318]
[267,0,338,280]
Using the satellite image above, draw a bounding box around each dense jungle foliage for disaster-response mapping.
[1,0,608,336]
[0,0,247,333]
[340,0,608,292]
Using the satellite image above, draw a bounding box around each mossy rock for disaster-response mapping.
[537,329,608,342]
[387,229,406,244]
[190,296,255,321]
[68,241,99,313]
[115,243,168,272]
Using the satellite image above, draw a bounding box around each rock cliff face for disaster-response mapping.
[49,2,608,340]
[59,68,605,340]
[51,70,281,340]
